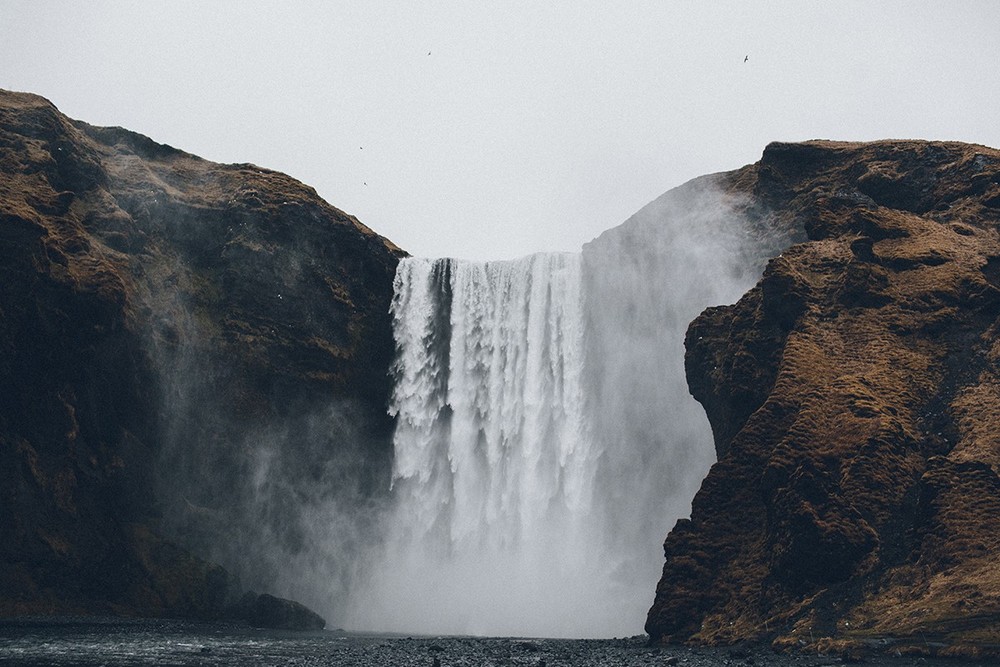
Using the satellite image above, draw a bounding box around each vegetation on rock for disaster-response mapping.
[0,89,402,619]
[647,140,1000,659]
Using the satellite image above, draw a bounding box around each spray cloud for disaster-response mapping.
[346,176,784,637]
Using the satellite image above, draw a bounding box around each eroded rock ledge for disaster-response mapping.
[647,140,1000,659]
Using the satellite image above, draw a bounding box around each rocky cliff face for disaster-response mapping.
[646,140,1000,658]
[8,88,1000,650]
[0,90,402,618]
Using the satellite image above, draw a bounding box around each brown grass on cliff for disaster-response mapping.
[646,139,1000,658]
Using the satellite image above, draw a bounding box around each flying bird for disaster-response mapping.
[744,55,749,62]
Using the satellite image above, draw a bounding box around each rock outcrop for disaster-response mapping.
[0,90,402,619]
[231,592,327,631]
[646,140,1000,659]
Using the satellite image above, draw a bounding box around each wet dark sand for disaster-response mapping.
[0,618,989,666]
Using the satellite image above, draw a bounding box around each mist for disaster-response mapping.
[118,156,399,625]
[343,176,789,637]
[147,277,391,622]
[133,159,794,637]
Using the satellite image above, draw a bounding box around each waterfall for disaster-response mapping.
[344,182,780,638]
[347,254,611,636]
[389,254,595,557]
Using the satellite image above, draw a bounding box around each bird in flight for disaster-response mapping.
[744,55,749,62]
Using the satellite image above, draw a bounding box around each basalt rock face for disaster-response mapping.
[0,90,403,618]
[646,140,1000,657]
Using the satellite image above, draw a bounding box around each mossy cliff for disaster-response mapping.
[0,89,402,618]
[647,140,1000,660]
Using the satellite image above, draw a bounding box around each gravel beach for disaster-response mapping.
[0,618,992,667]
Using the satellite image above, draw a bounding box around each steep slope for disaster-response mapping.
[0,90,402,617]
[646,140,1000,659]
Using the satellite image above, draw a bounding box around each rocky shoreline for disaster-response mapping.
[1,618,997,666]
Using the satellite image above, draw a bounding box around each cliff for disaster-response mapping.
[0,90,403,618]
[646,140,1000,659]
[8,87,1000,650]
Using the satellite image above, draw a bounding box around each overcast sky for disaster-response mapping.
[4,2,1000,260]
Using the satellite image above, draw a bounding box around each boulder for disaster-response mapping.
[232,592,326,631]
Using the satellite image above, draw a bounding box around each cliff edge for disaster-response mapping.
[0,90,402,618]
[646,140,1000,659]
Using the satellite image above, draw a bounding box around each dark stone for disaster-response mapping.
[0,88,403,618]
[232,592,326,631]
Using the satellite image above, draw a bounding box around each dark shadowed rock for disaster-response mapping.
[232,592,326,631]
[0,89,402,618]
[646,140,1000,659]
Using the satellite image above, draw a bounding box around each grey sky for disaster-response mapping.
[4,2,999,260]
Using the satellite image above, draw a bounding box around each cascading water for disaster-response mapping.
[345,181,786,638]
[390,254,594,560]
[349,254,616,636]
